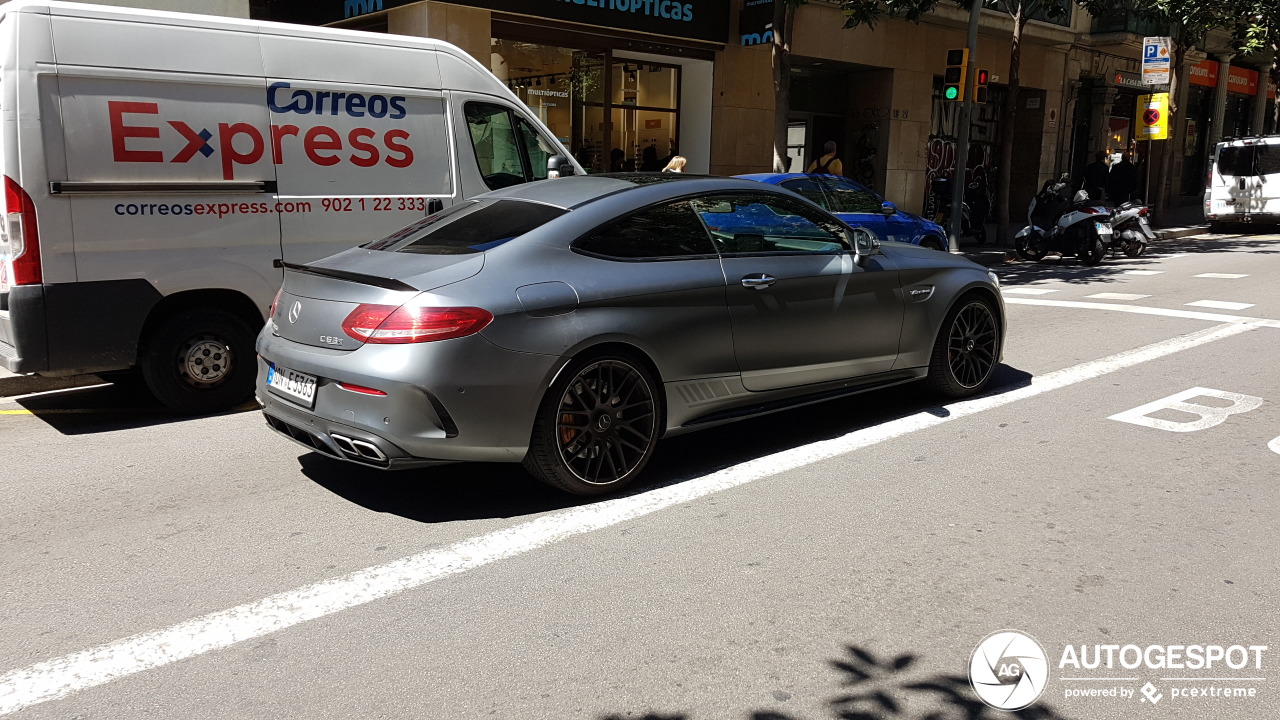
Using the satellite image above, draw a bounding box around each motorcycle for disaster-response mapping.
[1108,200,1156,257]
[1015,176,1114,265]
[929,177,988,243]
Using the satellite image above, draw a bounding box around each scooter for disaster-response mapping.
[1108,200,1156,257]
[1014,176,1114,265]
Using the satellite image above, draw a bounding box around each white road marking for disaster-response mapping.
[1000,287,1059,295]
[1160,254,1190,259]
[0,322,1258,716]
[1004,297,1280,329]
[1193,273,1249,279]
[1269,436,1280,455]
[1086,293,1151,301]
[1186,300,1255,311]
[1124,270,1164,275]
[1109,387,1264,432]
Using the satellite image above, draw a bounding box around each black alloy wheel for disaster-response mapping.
[524,355,660,495]
[927,297,1000,398]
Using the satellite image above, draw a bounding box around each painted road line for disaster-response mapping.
[1186,300,1256,311]
[1000,287,1059,295]
[1086,293,1151,301]
[1193,273,1249,279]
[0,322,1257,717]
[1004,297,1280,329]
[1123,270,1164,276]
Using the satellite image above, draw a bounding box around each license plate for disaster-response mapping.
[1095,222,1112,235]
[267,363,317,407]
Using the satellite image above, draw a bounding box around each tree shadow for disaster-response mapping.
[988,232,1280,287]
[602,644,1073,720]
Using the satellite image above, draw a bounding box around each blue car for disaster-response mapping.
[736,173,949,251]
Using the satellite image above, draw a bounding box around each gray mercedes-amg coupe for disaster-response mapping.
[256,174,1004,495]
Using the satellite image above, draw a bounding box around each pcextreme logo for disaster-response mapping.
[108,83,415,180]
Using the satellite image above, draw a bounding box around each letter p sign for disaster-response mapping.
[1109,387,1263,433]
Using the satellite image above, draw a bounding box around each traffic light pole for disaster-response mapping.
[947,2,981,253]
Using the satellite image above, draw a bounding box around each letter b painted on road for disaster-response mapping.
[1109,387,1263,433]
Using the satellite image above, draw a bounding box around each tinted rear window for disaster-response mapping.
[366,199,566,255]
[1217,146,1256,177]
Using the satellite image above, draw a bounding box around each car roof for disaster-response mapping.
[736,172,871,189]
[480,174,799,210]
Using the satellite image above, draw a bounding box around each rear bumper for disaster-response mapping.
[255,328,565,466]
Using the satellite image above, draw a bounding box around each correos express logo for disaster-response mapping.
[969,630,1050,710]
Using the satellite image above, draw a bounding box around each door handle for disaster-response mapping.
[741,274,776,289]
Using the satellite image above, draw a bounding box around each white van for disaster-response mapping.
[0,1,582,412]
[1203,135,1280,230]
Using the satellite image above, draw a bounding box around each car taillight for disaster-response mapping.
[270,287,282,318]
[4,176,40,286]
[341,304,493,344]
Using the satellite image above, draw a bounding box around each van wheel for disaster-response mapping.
[522,352,661,496]
[140,309,256,414]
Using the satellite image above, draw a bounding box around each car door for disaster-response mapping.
[691,192,904,392]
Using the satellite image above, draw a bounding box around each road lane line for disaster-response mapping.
[1124,270,1164,275]
[0,321,1257,716]
[1005,297,1280,328]
[1086,293,1150,301]
[1000,287,1059,295]
[1185,300,1255,311]
[1193,273,1248,279]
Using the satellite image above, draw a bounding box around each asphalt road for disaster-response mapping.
[2,231,1278,720]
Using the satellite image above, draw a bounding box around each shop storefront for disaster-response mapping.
[261,0,728,173]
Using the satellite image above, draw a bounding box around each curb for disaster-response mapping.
[1152,225,1209,240]
[0,370,105,399]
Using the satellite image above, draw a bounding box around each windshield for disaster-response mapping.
[364,199,567,255]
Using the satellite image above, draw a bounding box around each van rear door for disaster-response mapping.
[0,12,17,360]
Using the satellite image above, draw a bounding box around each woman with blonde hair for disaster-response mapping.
[661,155,687,173]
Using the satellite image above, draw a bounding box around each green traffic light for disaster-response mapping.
[945,86,959,100]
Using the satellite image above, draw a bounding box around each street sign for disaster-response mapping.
[1142,36,1172,85]
[1137,93,1169,140]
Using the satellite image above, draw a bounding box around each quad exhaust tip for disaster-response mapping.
[330,433,388,463]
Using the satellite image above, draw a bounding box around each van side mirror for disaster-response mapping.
[547,155,576,179]
[850,227,881,267]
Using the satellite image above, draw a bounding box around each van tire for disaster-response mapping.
[140,308,257,414]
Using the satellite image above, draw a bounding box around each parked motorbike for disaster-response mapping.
[930,177,989,243]
[1108,200,1155,257]
[1014,175,1114,265]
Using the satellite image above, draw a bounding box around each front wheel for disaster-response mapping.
[1015,235,1047,261]
[140,308,257,414]
[523,353,662,496]
[926,296,1001,398]
[919,236,946,252]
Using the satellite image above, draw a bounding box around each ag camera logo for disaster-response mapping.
[969,630,1050,710]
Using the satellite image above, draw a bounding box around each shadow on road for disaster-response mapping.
[301,364,1033,523]
[602,643,1073,720]
[6,381,256,435]
[989,233,1280,287]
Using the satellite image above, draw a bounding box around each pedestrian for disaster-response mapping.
[1081,150,1109,202]
[661,155,686,173]
[807,141,843,176]
[1106,153,1137,205]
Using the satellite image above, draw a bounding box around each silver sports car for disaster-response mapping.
[256,174,1004,495]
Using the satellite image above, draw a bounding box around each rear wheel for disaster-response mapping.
[523,353,661,496]
[926,296,1000,398]
[140,308,257,414]
[1080,236,1106,265]
[1123,239,1146,257]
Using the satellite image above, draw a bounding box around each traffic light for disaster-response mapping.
[974,68,990,104]
[944,48,968,102]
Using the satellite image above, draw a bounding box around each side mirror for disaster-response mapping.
[547,155,576,179]
[881,201,898,217]
[850,228,881,267]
